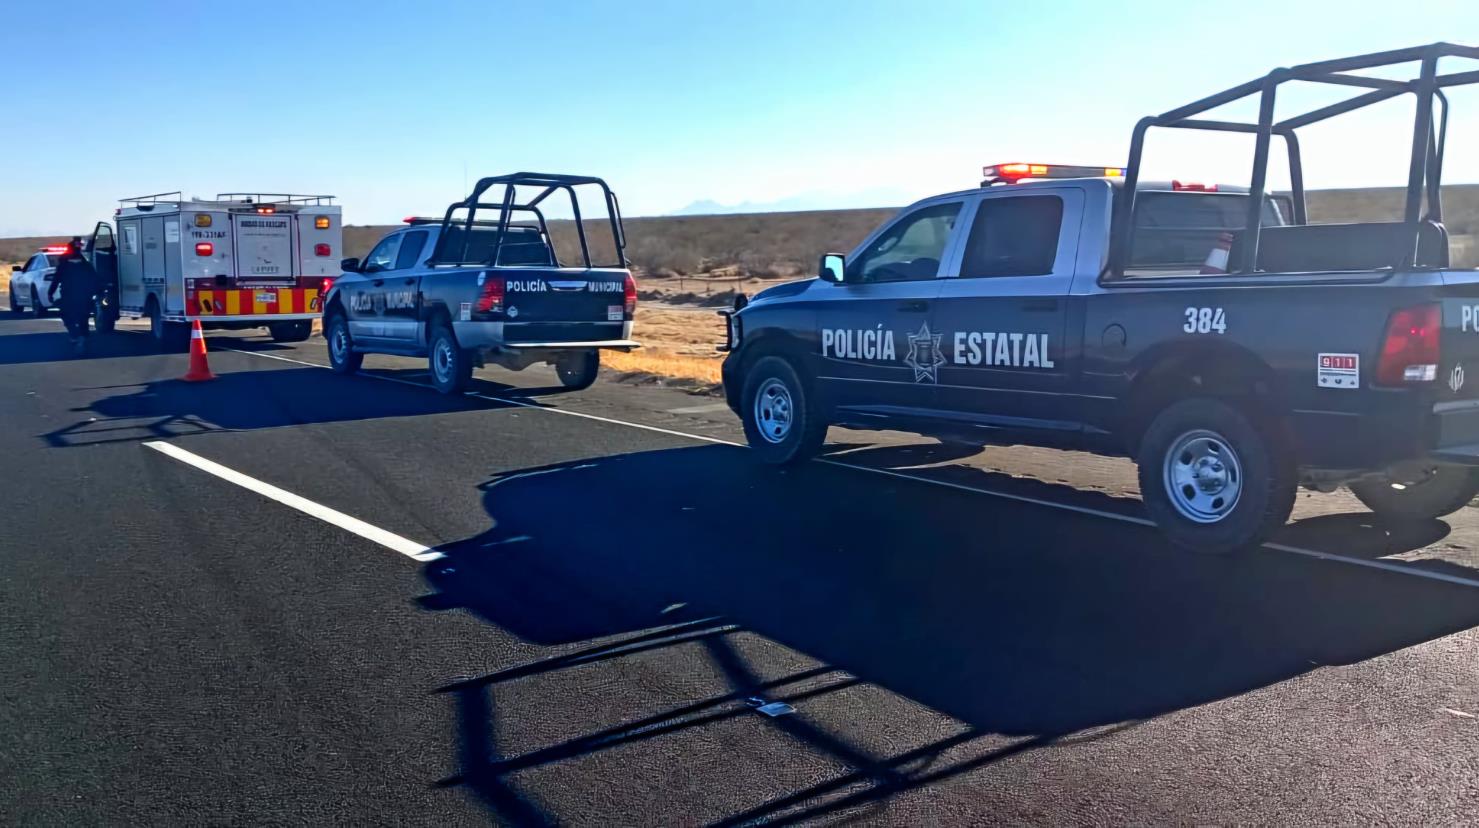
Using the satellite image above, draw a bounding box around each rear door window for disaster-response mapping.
[394,230,428,270]
[959,196,1064,277]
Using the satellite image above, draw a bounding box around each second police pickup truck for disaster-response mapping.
[323,173,638,394]
[722,43,1479,554]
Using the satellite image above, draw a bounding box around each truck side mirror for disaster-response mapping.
[10,265,20,273]
[340,257,361,273]
[818,253,846,284]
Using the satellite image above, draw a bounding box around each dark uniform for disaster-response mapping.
[49,238,98,351]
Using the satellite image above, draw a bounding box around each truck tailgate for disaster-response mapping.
[503,270,628,324]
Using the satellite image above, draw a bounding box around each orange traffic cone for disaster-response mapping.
[181,320,216,382]
[1200,232,1234,274]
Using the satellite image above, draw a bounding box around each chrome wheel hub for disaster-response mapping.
[1164,429,1243,524]
[752,378,794,444]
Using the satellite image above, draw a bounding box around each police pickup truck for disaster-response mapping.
[323,173,638,394]
[721,43,1479,554]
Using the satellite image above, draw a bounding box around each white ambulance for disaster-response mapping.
[88,192,343,347]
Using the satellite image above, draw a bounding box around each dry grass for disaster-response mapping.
[604,305,727,388]
[603,350,724,387]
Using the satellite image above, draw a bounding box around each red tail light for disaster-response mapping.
[195,242,213,256]
[623,273,637,318]
[1376,303,1441,385]
[314,243,331,257]
[1172,180,1218,192]
[319,277,334,295]
[475,274,505,313]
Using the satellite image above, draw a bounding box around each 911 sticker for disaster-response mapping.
[607,305,623,321]
[1317,353,1359,389]
[459,302,471,321]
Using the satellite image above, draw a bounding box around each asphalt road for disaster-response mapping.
[1,312,1477,825]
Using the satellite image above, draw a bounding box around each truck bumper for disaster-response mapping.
[1296,398,1479,470]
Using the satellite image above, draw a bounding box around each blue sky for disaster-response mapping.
[1,0,1477,235]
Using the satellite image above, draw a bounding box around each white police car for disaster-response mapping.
[7,246,64,317]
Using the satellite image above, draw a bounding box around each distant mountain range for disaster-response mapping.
[667,187,915,217]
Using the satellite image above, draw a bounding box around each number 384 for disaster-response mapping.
[1183,306,1227,334]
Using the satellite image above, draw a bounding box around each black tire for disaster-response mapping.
[1349,466,1479,521]
[325,312,363,375]
[428,322,472,395]
[1136,397,1295,555]
[555,349,599,390]
[147,299,188,351]
[93,295,115,334]
[740,355,827,465]
[268,320,312,343]
[30,287,47,319]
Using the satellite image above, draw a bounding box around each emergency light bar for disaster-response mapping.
[40,245,69,254]
[982,163,1125,185]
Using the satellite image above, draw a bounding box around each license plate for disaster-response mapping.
[607,305,623,321]
[256,291,277,304]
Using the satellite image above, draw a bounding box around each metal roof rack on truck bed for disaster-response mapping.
[1111,41,1479,279]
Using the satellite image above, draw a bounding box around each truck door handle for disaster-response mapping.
[371,279,385,287]
[1020,298,1059,312]
[403,278,415,285]
[899,300,929,313]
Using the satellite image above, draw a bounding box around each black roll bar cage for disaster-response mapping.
[428,172,627,269]
[1109,42,1479,278]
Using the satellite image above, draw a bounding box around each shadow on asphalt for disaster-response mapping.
[0,326,160,366]
[418,446,1479,824]
[41,365,516,448]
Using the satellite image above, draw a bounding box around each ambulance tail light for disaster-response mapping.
[475,274,505,313]
[319,277,335,296]
[314,243,331,257]
[195,242,214,256]
[1375,303,1441,385]
[1172,181,1218,192]
[623,273,638,318]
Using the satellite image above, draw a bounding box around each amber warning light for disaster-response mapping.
[983,163,1126,183]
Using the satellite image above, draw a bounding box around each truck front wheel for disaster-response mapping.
[325,313,362,375]
[741,356,827,465]
[1349,466,1479,521]
[1136,397,1295,555]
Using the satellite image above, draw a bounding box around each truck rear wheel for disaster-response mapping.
[555,349,599,390]
[1136,397,1295,555]
[326,313,362,375]
[93,294,115,334]
[268,320,312,343]
[1349,466,1479,521]
[741,356,827,465]
[429,322,472,395]
[147,300,188,352]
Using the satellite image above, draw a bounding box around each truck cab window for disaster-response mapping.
[364,235,404,272]
[960,195,1064,277]
[848,202,960,283]
[395,230,428,270]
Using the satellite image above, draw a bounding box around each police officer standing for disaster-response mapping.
[48,236,98,355]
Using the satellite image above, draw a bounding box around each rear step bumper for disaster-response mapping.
[499,339,640,351]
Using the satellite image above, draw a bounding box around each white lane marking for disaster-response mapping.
[143,440,442,562]
[665,402,733,415]
[214,343,1479,591]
